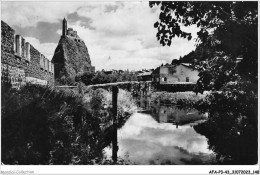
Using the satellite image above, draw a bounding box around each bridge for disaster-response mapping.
[87,81,139,88]
[56,81,153,96]
[56,80,196,94]
[86,81,153,97]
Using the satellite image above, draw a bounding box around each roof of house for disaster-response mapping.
[137,71,152,77]
[180,63,192,67]
[151,67,160,75]
[151,62,199,75]
[180,63,199,70]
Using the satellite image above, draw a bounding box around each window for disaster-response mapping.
[162,77,167,82]
[186,77,189,82]
[161,77,167,81]
[169,68,175,75]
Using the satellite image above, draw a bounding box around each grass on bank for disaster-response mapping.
[1,84,136,165]
[151,91,208,106]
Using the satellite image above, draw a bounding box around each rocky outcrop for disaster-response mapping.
[52,35,95,84]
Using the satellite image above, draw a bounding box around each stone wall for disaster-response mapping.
[1,20,54,87]
[1,63,26,89]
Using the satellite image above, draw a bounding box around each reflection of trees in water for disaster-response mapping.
[193,85,258,165]
[137,96,206,125]
[194,109,257,165]
[137,93,258,165]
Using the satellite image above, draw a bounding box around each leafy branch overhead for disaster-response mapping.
[150,1,257,50]
[150,1,258,92]
[150,2,257,164]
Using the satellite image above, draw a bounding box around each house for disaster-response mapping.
[137,71,153,81]
[101,69,116,75]
[152,63,199,84]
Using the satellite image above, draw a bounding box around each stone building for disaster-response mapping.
[152,63,199,84]
[137,71,153,81]
[1,20,54,88]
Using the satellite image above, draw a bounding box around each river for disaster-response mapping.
[104,97,217,165]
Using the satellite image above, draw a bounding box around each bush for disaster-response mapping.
[151,91,206,106]
[1,84,101,165]
[194,79,258,164]
[80,71,137,86]
[2,84,138,165]
[84,88,137,124]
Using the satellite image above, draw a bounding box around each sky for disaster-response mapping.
[2,1,199,71]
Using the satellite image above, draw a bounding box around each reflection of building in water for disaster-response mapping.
[138,96,152,111]
[136,97,207,126]
[159,108,168,123]
[151,105,206,126]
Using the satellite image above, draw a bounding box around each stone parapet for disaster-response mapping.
[1,20,54,87]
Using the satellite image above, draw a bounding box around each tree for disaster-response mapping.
[150,1,257,92]
[171,59,180,65]
[150,1,258,164]
[81,71,95,85]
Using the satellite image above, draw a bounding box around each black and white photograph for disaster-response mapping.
[1,0,259,174]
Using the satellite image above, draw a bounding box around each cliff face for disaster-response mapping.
[52,36,94,84]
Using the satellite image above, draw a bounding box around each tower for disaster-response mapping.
[62,18,67,36]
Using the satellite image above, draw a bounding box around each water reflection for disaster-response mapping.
[116,113,216,164]
[137,96,207,126]
[104,96,256,165]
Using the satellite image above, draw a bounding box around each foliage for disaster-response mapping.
[150,1,258,164]
[150,1,257,91]
[99,156,133,165]
[194,79,257,164]
[84,88,137,124]
[78,71,95,85]
[171,59,180,65]
[117,89,138,121]
[1,84,102,165]
[177,44,213,64]
[2,84,138,165]
[79,70,137,86]
[151,91,206,106]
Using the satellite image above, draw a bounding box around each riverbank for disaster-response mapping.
[151,91,208,106]
[1,84,137,165]
[83,88,137,122]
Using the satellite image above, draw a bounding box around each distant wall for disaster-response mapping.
[1,20,54,88]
